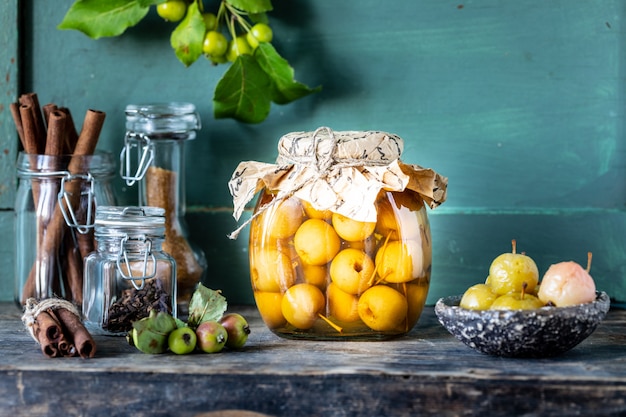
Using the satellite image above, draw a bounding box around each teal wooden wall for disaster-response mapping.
[2,1,625,307]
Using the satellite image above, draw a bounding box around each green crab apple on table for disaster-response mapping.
[128,284,251,355]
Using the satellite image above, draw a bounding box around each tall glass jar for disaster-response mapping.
[229,128,448,340]
[14,151,117,307]
[121,103,206,315]
[82,206,177,335]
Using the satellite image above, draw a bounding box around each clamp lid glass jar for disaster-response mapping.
[82,206,177,335]
[229,128,448,340]
[120,102,206,313]
[14,151,117,307]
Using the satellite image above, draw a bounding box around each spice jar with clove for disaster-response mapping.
[82,206,177,335]
[120,103,206,315]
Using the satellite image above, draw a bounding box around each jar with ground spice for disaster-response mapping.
[82,206,176,335]
[121,103,206,315]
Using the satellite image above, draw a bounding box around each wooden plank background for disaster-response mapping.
[1,1,625,306]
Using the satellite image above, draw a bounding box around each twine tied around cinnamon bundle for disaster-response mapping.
[227,127,448,239]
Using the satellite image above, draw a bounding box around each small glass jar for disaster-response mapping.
[229,128,448,340]
[14,151,117,307]
[121,102,206,315]
[82,206,177,335]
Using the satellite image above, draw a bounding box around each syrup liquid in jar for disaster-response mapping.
[249,189,432,340]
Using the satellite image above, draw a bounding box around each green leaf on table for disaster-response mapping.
[187,284,228,329]
[254,43,321,105]
[213,55,272,123]
[170,1,205,67]
[226,0,273,14]
[57,0,154,39]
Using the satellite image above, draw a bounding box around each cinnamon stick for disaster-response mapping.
[18,104,42,154]
[33,310,63,358]
[57,334,76,357]
[58,107,79,154]
[55,307,96,359]
[17,103,44,215]
[36,310,63,342]
[18,104,47,303]
[40,337,60,358]
[75,193,96,260]
[44,110,66,157]
[43,110,69,299]
[19,93,46,151]
[62,230,84,305]
[10,102,25,145]
[42,103,58,126]
[75,109,106,156]
[21,271,36,304]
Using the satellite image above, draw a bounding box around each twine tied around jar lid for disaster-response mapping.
[227,127,448,239]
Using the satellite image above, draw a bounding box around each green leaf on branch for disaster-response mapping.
[249,13,270,25]
[213,55,272,123]
[170,1,205,67]
[137,0,163,7]
[226,0,273,14]
[57,0,156,39]
[255,43,321,105]
[187,284,228,329]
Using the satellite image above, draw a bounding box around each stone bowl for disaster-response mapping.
[434,291,610,358]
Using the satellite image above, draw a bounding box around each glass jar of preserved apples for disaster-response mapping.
[229,128,447,340]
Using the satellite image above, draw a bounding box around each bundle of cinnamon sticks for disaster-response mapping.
[22,298,96,358]
[10,92,106,306]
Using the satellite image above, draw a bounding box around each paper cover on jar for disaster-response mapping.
[228,127,448,239]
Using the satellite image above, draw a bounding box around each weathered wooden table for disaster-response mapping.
[0,301,625,417]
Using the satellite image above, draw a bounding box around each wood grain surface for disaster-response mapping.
[0,302,625,416]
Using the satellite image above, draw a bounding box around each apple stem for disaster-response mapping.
[511,239,517,254]
[521,282,527,300]
[587,252,593,272]
[318,313,343,333]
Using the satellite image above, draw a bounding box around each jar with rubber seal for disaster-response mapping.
[228,127,448,340]
[120,102,206,315]
[82,206,177,335]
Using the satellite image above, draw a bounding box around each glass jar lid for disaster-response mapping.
[94,206,165,238]
[125,102,201,138]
